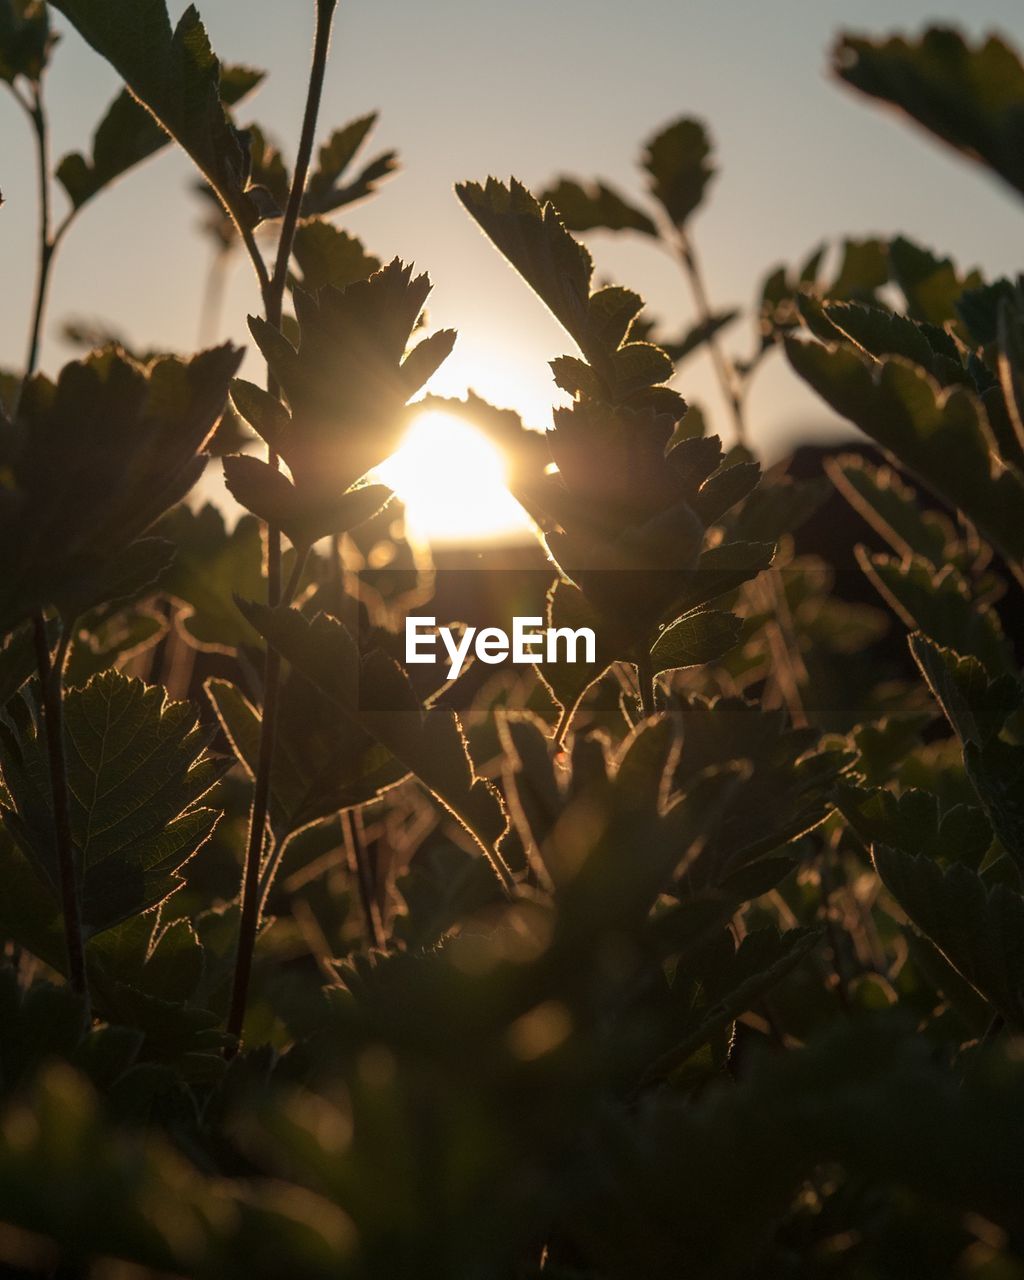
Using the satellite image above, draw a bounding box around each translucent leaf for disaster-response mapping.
[50,0,262,227]
[0,671,228,938]
[56,62,262,213]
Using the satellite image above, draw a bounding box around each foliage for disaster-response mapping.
[1,4,1024,1278]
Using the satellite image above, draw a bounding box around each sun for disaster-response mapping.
[374,410,536,545]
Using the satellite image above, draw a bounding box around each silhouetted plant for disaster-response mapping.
[2,5,1024,1278]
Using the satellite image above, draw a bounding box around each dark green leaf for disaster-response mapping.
[49,0,262,227]
[0,671,228,939]
[835,27,1024,199]
[539,177,657,236]
[642,118,714,227]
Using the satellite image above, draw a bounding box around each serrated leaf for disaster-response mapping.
[244,259,451,501]
[205,676,403,844]
[456,176,594,352]
[857,550,1013,675]
[534,579,612,738]
[539,177,658,237]
[650,610,741,675]
[222,455,390,548]
[234,604,511,885]
[649,927,821,1081]
[0,344,241,637]
[837,781,990,868]
[56,62,262,213]
[157,503,270,651]
[642,118,714,227]
[909,633,1019,746]
[835,27,1024,199]
[874,845,1024,1026]
[49,0,262,227]
[786,338,1024,565]
[290,219,380,293]
[826,453,954,565]
[303,113,397,215]
[0,671,228,940]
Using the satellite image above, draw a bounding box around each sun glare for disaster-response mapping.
[375,410,535,545]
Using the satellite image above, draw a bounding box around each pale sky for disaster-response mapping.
[3,0,1024,458]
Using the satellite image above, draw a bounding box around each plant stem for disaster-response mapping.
[23,86,53,382]
[227,0,337,1049]
[343,808,383,949]
[16,81,88,1014]
[268,0,338,319]
[636,649,657,718]
[33,617,88,1011]
[226,545,310,1047]
[673,227,747,444]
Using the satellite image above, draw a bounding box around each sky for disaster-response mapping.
[3,0,1024,461]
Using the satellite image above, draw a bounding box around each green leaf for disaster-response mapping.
[856,550,1013,675]
[241,260,453,500]
[56,62,263,214]
[825,453,954,565]
[0,671,228,939]
[157,503,267,651]
[648,927,821,1081]
[49,0,262,228]
[235,604,511,884]
[539,177,657,237]
[456,177,594,352]
[909,634,1019,747]
[303,112,398,215]
[786,338,1024,565]
[834,27,1024,199]
[829,237,890,300]
[673,695,853,886]
[534,579,612,738]
[205,676,403,844]
[290,219,380,293]
[0,344,241,637]
[887,236,981,327]
[837,781,990,869]
[650,609,741,675]
[957,277,1023,346]
[812,299,962,379]
[457,177,683,414]
[641,118,714,227]
[222,455,391,548]
[874,845,1024,1026]
[0,0,52,83]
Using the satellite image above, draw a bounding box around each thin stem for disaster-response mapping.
[33,617,88,1012]
[226,548,309,1047]
[663,226,747,444]
[227,0,338,1050]
[23,84,54,385]
[636,649,657,719]
[267,0,338,322]
[343,808,383,949]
